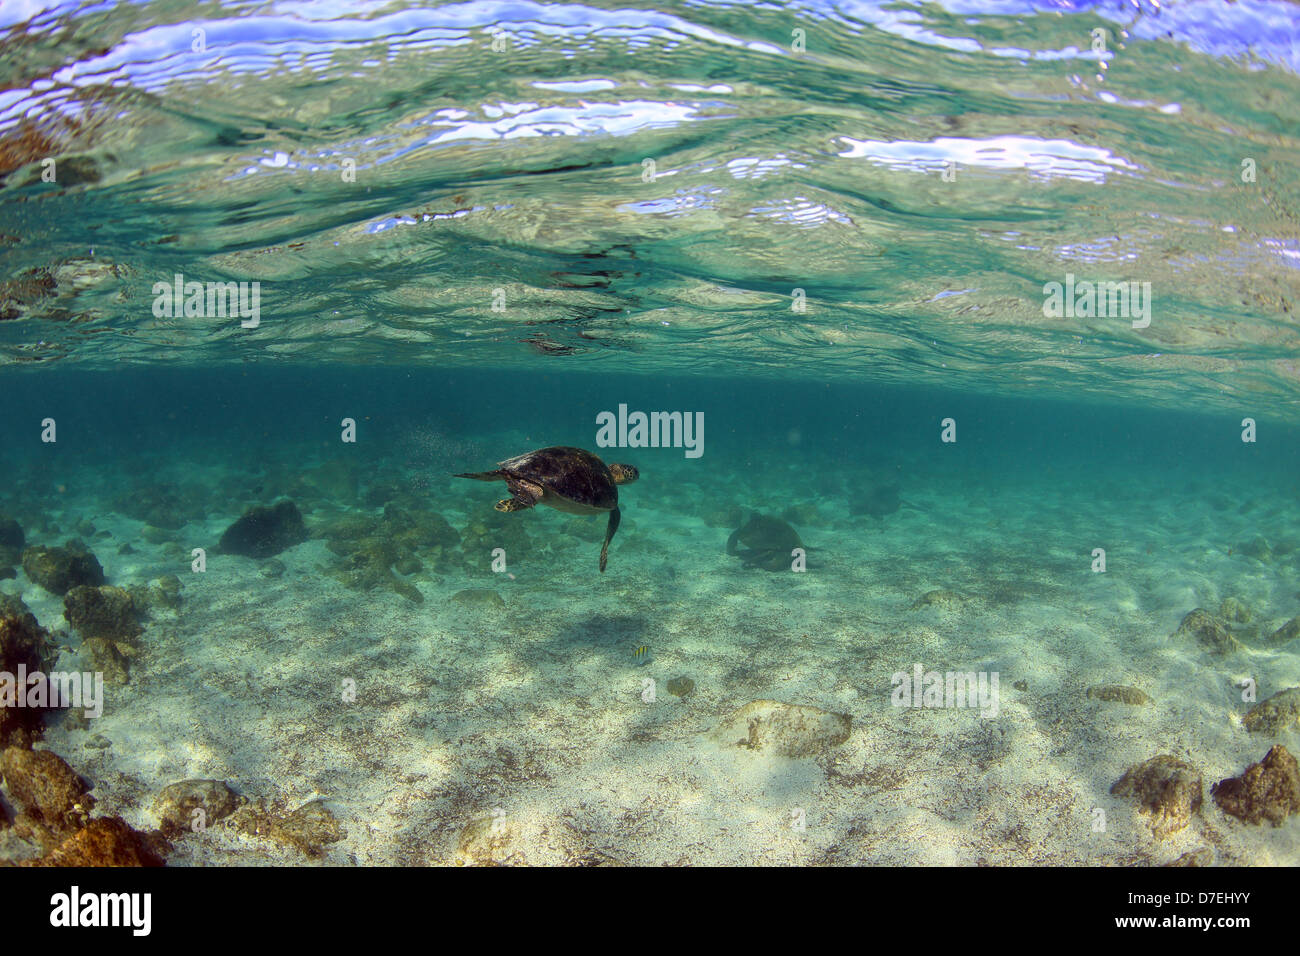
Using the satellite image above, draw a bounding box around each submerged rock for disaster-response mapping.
[63,585,142,641]
[127,574,181,614]
[667,676,696,698]
[24,816,165,867]
[1087,685,1151,706]
[21,541,105,595]
[1211,745,1300,826]
[0,515,24,551]
[80,637,136,686]
[153,779,243,837]
[0,746,94,833]
[1219,597,1252,624]
[451,588,505,610]
[1110,754,1203,839]
[0,613,56,747]
[0,514,24,568]
[218,501,308,558]
[1242,687,1300,735]
[1170,608,1241,654]
[1269,615,1300,644]
[232,799,346,858]
[711,700,851,758]
[725,514,806,572]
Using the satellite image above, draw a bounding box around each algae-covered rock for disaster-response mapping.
[451,588,505,610]
[232,799,346,858]
[21,542,105,595]
[667,676,696,698]
[1269,615,1300,644]
[23,816,165,867]
[1170,609,1241,654]
[1211,745,1300,826]
[128,574,181,614]
[80,636,134,685]
[63,585,141,641]
[0,593,39,634]
[153,779,243,836]
[1110,754,1203,839]
[218,501,307,558]
[0,613,56,746]
[1087,685,1151,706]
[1242,687,1300,735]
[711,700,851,758]
[1219,597,1252,624]
[0,746,94,832]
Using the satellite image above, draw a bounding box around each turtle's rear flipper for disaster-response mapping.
[600,507,621,573]
[496,479,543,513]
[455,470,505,481]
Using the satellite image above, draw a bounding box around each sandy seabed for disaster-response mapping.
[3,449,1299,866]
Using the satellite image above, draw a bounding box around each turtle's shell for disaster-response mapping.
[498,446,618,511]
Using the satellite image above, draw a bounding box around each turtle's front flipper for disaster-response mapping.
[496,498,531,512]
[599,507,621,573]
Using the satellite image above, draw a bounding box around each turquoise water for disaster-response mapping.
[1,1,1298,865]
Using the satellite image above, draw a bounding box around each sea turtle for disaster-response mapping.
[726,513,806,571]
[455,446,639,572]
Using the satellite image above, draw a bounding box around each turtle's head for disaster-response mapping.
[609,463,639,485]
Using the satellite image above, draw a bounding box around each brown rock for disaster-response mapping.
[1170,609,1241,654]
[1087,685,1151,705]
[1110,754,1203,839]
[1241,687,1300,735]
[153,779,243,837]
[0,747,93,832]
[1211,745,1300,826]
[23,816,165,867]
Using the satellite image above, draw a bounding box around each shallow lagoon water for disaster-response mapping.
[0,1,1298,866]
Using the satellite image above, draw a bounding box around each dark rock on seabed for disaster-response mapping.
[218,500,308,558]
[20,540,105,595]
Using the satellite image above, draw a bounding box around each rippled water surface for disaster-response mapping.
[2,0,1298,416]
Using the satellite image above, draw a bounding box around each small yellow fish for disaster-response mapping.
[632,644,650,659]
